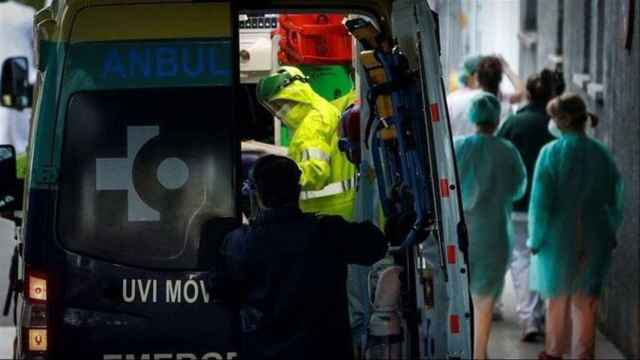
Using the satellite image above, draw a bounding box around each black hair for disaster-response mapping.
[250,155,301,208]
[527,69,555,106]
[477,56,503,96]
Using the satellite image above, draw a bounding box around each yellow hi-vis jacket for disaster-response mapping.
[269,80,356,220]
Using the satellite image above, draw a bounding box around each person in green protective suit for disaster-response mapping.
[454,92,527,360]
[532,94,624,360]
[257,66,356,220]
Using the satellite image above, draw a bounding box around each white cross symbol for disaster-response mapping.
[95,126,190,222]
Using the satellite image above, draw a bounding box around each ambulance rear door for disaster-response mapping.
[391,1,473,358]
[43,2,241,359]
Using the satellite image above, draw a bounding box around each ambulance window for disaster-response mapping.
[58,87,238,270]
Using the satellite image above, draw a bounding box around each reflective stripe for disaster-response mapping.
[300,177,357,200]
[301,148,331,163]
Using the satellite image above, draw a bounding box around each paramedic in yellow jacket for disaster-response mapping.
[257,66,356,220]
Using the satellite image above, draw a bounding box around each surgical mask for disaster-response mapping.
[548,119,563,138]
[548,117,595,138]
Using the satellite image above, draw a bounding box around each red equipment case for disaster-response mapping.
[277,14,353,65]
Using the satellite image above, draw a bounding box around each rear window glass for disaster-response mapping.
[59,87,238,269]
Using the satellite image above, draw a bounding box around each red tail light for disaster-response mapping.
[27,273,47,302]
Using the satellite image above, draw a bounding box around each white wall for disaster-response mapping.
[477,0,521,100]
[475,0,521,75]
[436,0,521,92]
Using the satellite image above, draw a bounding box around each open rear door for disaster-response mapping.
[344,1,472,358]
[390,1,473,358]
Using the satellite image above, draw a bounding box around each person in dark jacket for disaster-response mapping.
[497,69,556,341]
[215,155,388,360]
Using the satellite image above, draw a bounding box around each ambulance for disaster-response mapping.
[0,1,472,359]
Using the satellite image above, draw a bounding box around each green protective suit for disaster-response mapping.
[527,133,623,299]
[268,76,356,220]
[330,88,358,113]
[455,135,527,298]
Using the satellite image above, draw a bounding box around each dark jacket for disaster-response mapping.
[498,103,555,212]
[215,207,387,360]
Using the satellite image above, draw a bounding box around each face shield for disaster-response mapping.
[262,100,295,121]
[257,69,310,125]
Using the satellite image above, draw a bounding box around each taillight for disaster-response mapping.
[23,268,49,358]
[27,273,47,302]
[28,328,48,352]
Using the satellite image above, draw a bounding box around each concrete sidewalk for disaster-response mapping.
[489,275,625,359]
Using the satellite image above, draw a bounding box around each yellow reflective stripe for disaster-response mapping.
[300,177,357,200]
[301,148,331,163]
[70,3,231,43]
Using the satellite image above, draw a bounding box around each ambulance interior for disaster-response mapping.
[235,11,404,355]
[236,11,373,220]
[237,11,363,160]
[233,10,451,352]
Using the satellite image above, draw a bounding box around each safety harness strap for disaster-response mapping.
[300,177,357,200]
[301,148,331,163]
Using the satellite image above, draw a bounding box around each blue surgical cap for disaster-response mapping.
[458,55,483,86]
[469,92,501,124]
